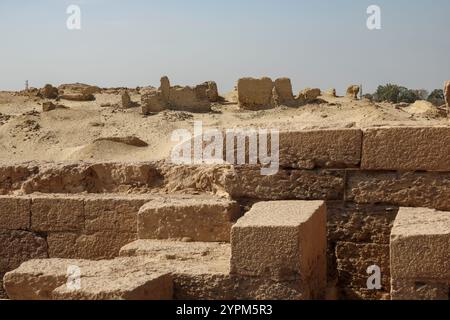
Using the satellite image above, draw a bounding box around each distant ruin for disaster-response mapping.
[236,77,323,110]
[346,85,360,99]
[141,77,219,114]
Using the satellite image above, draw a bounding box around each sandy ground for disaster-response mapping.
[0,89,448,164]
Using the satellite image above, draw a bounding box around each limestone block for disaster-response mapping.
[137,196,240,242]
[231,200,327,287]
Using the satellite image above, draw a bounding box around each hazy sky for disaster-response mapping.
[1,0,450,95]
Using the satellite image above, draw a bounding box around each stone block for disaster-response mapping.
[0,197,31,230]
[137,196,240,242]
[362,127,450,171]
[231,201,327,287]
[390,207,450,280]
[31,196,84,232]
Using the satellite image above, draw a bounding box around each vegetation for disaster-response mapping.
[370,84,446,106]
[427,89,445,106]
[373,84,422,104]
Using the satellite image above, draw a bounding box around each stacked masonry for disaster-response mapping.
[390,208,450,300]
[3,200,327,300]
[1,126,450,300]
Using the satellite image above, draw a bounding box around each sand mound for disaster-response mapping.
[63,140,149,161]
[404,100,445,118]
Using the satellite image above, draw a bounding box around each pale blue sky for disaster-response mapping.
[1,0,449,94]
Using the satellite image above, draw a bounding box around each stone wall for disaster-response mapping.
[141,77,217,114]
[1,125,450,299]
[236,77,324,110]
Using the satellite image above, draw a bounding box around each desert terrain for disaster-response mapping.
[0,82,448,164]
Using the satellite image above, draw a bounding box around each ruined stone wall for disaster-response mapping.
[237,77,323,110]
[1,126,450,299]
[141,77,217,114]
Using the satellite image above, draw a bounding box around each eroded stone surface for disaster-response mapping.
[327,202,398,245]
[390,207,450,280]
[228,168,345,200]
[31,196,84,232]
[335,242,390,291]
[230,200,327,299]
[123,239,309,300]
[138,196,240,242]
[0,197,30,230]
[346,171,450,211]
[0,230,48,274]
[4,258,172,300]
[362,127,450,171]
[47,231,136,260]
[278,129,362,169]
[84,197,149,233]
[391,279,449,300]
[237,77,274,110]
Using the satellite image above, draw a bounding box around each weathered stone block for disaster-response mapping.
[327,202,398,245]
[274,78,294,105]
[47,231,136,260]
[231,201,327,289]
[87,162,161,193]
[297,88,321,103]
[0,165,36,195]
[0,197,31,230]
[4,258,173,300]
[362,127,450,171]
[0,230,48,273]
[228,168,345,201]
[138,196,240,242]
[3,259,71,300]
[346,171,450,211]
[390,207,450,281]
[168,86,211,112]
[141,90,167,114]
[237,77,274,110]
[84,197,149,233]
[346,85,360,99]
[335,242,390,290]
[278,129,362,169]
[31,196,84,232]
[173,273,308,300]
[391,279,448,300]
[120,239,310,300]
[52,270,172,300]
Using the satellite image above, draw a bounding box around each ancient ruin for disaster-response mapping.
[141,77,218,115]
[346,85,360,99]
[0,77,449,301]
[237,77,325,110]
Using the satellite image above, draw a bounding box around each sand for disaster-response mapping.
[0,89,448,164]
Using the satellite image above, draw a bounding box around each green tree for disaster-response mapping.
[398,87,420,103]
[374,84,421,104]
[427,89,445,106]
[374,84,400,103]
